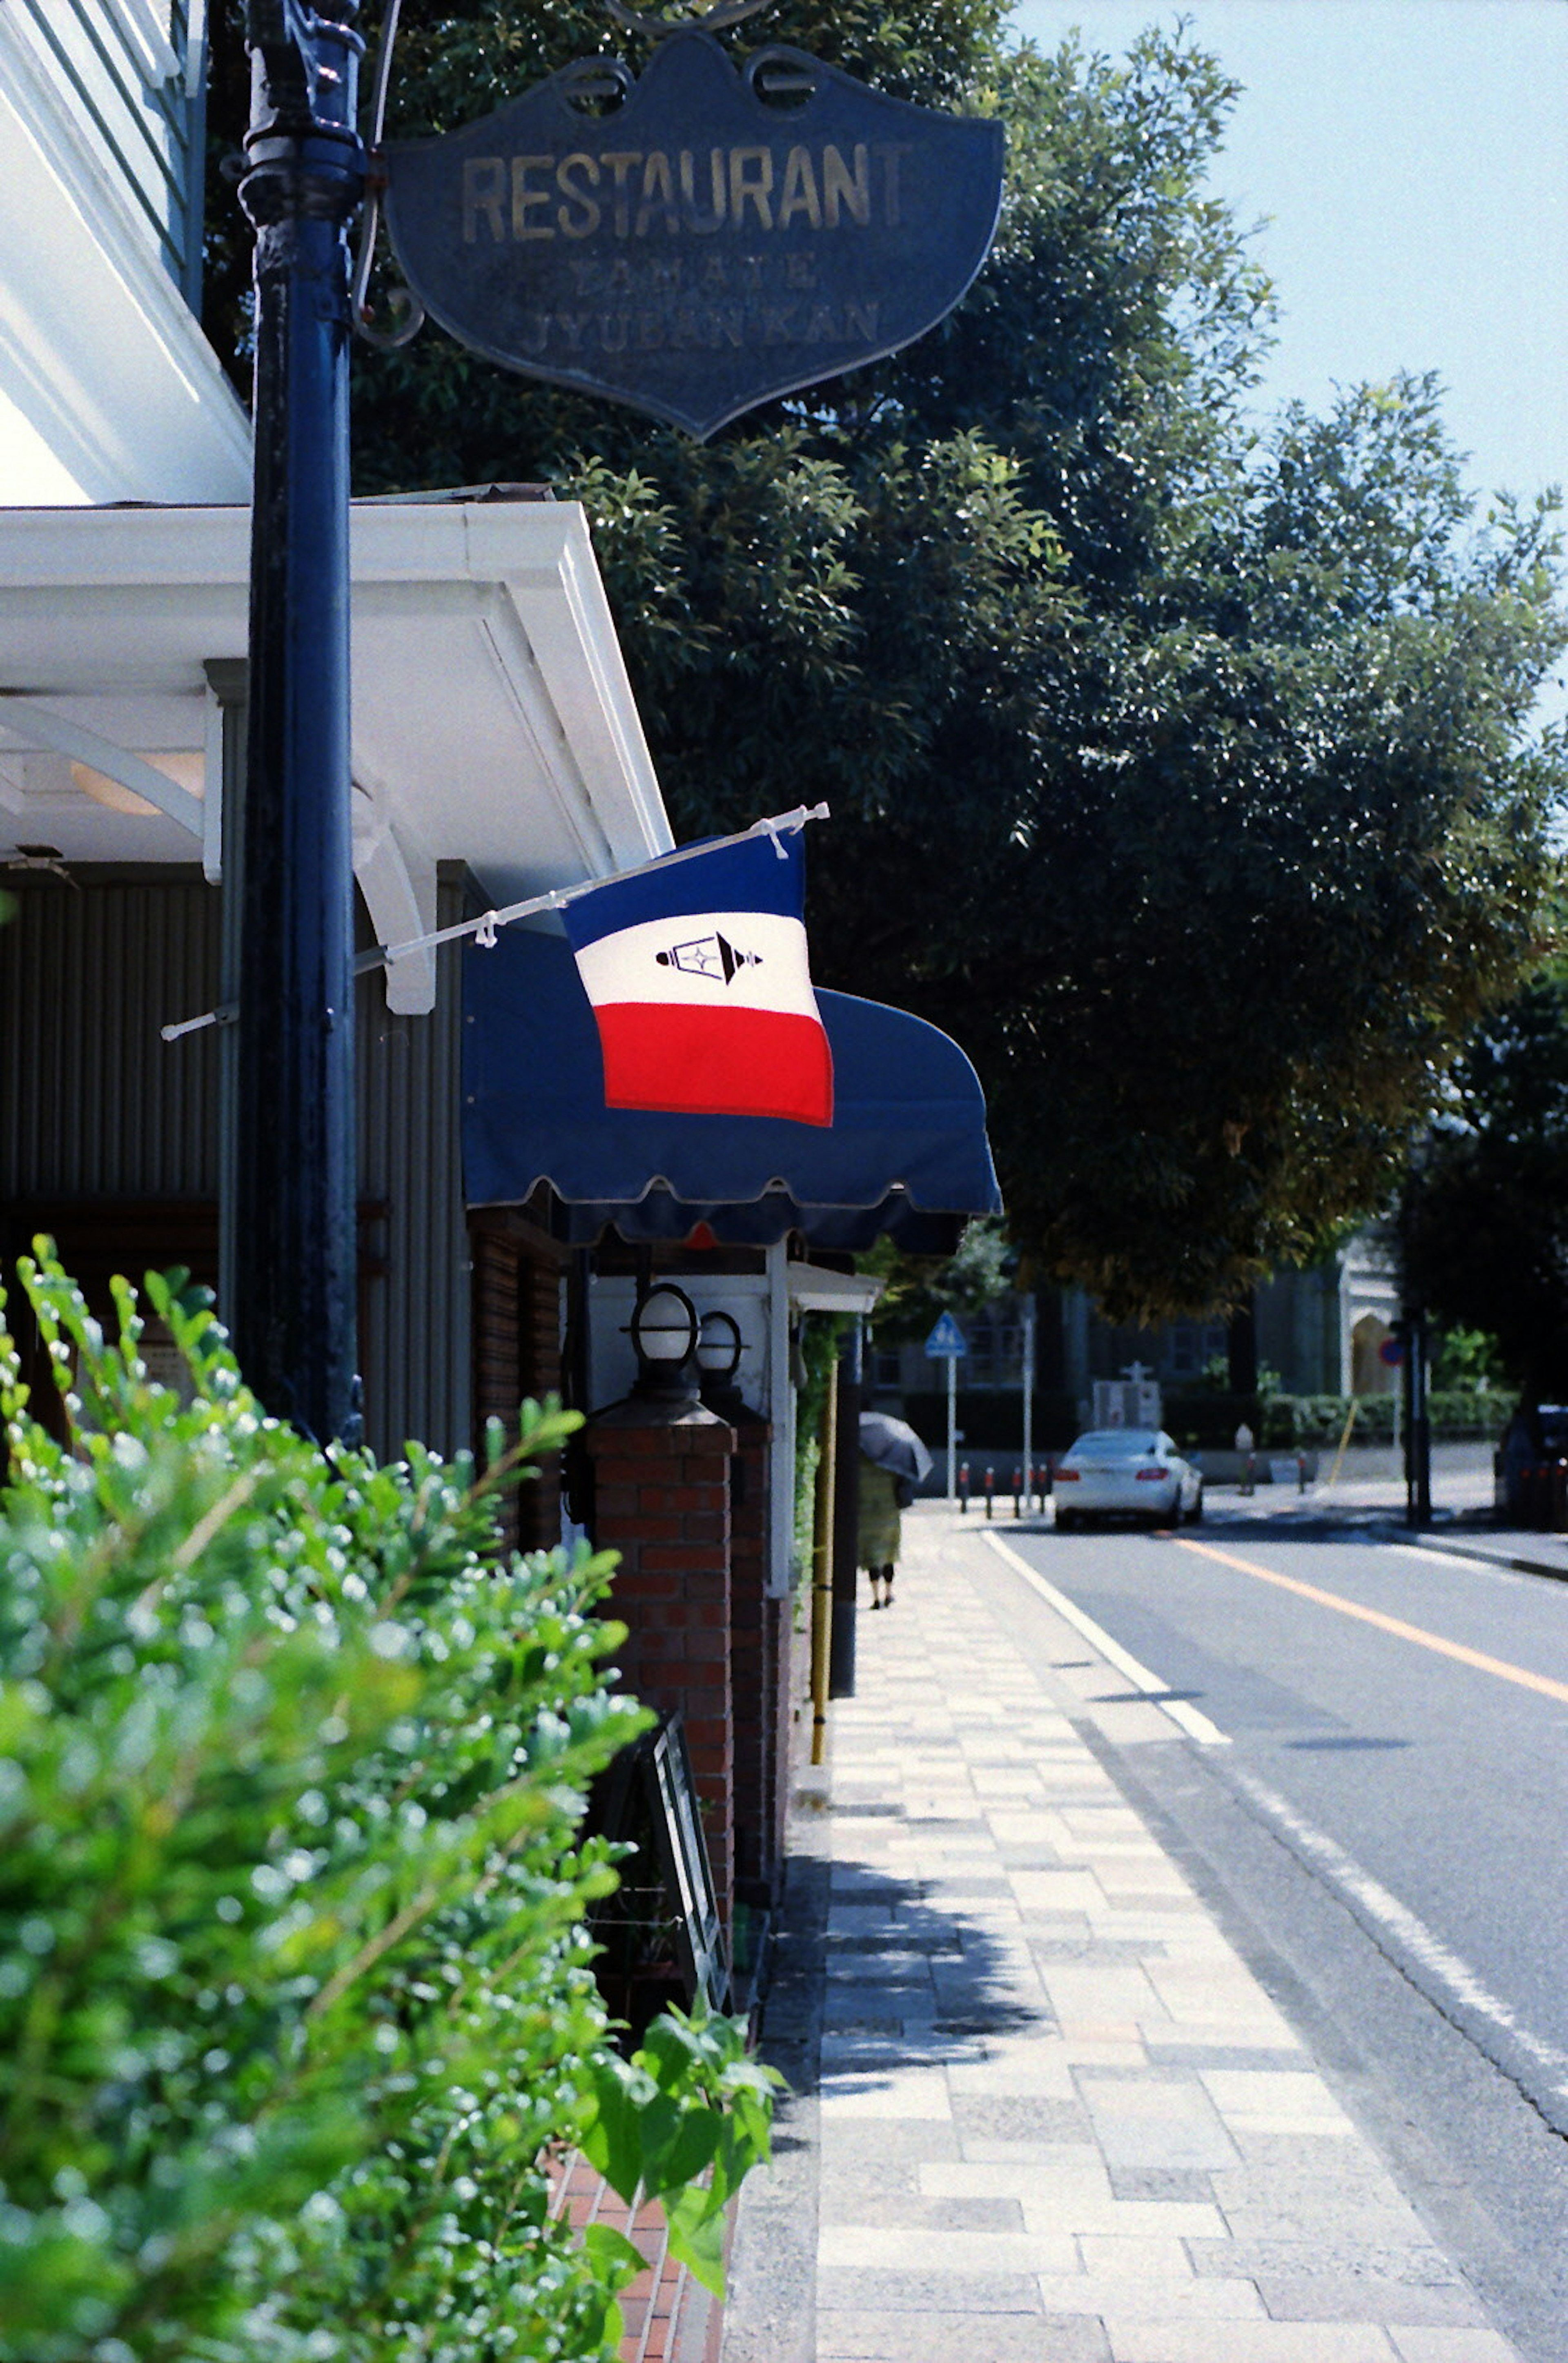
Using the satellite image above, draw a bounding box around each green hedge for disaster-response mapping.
[1163,1390,1509,1451]
[0,1251,775,2363]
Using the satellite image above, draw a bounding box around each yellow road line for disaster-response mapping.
[1175,1535,1568,1708]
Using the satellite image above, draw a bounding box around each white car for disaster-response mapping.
[1052,1429,1203,1530]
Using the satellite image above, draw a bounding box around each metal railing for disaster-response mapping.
[12,0,208,306]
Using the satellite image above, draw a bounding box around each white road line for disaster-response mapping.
[982,1530,1232,1746]
[1227,1765,1568,2100]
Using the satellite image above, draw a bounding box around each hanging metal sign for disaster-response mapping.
[381,31,1004,438]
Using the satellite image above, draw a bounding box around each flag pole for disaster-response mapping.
[164,802,833,1042]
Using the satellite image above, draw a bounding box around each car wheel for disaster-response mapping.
[1187,1486,1204,1525]
[1056,1509,1077,1532]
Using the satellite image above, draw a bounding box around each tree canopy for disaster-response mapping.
[204,3,1568,1320]
[1400,967,1568,1401]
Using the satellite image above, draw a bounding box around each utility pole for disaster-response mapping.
[232,2,366,1444]
[1402,1307,1432,1529]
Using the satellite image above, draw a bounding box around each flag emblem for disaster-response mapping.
[656,932,763,984]
[563,831,833,1125]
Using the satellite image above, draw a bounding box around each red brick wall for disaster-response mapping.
[586,1406,737,1926]
[470,1222,564,1553]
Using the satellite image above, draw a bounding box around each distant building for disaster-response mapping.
[875,1229,1403,1410]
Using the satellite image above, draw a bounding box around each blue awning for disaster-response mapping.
[461,927,1002,1249]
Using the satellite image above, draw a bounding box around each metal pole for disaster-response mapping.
[829,1322,861,1699]
[1021,1291,1036,1513]
[809,1359,839,1766]
[947,1356,957,1504]
[232,2,366,1445]
[1410,1312,1432,1529]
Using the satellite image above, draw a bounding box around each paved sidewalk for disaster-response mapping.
[725,1506,1523,2363]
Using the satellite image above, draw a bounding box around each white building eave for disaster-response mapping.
[0,497,673,1011]
[0,11,252,504]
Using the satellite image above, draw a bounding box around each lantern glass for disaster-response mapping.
[695,1309,743,1379]
[630,1282,699,1372]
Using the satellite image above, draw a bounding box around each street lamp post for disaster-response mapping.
[233,2,366,1444]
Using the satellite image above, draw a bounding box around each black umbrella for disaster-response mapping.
[859,1410,934,1485]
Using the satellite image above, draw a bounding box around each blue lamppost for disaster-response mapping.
[232,2,366,1444]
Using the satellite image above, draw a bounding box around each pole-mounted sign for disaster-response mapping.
[379,29,1004,437]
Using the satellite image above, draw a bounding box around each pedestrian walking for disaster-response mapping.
[859,1454,903,1608]
[856,1410,933,1610]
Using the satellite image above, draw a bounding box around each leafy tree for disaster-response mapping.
[861,1215,1012,1349]
[203,7,1568,1320]
[1401,970,1568,1401]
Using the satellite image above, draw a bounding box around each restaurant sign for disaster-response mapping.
[382,33,1004,437]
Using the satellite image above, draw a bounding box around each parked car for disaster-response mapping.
[1496,1404,1568,1526]
[1053,1428,1203,1530]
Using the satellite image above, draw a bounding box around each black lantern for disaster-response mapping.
[628,1282,700,1403]
[697,1307,757,1430]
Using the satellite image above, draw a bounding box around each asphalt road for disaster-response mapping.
[987,1505,1568,2362]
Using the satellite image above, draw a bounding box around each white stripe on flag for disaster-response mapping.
[572,910,817,1016]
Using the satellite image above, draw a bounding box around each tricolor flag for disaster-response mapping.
[563,829,834,1127]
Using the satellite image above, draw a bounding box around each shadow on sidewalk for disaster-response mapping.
[759,1813,1049,2112]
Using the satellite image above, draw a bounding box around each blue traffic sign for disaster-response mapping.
[924,1312,968,1358]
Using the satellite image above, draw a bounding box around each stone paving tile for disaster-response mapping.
[817,2119,964,2167]
[1388,2332,1524,2362]
[1036,2272,1269,2322]
[815,2311,1111,2361]
[1143,2042,1309,2072]
[1255,2278,1488,2327]
[1201,2068,1359,2135]
[1189,2239,1461,2288]
[946,2052,1079,2098]
[817,2192,1027,2235]
[818,2067,953,2121]
[815,2160,919,2204]
[819,2225,1079,2276]
[1107,2167,1217,2204]
[953,2093,1095,2147]
[1074,2234,1203,2278]
[1074,2069,1241,2173]
[814,2266,1044,2315]
[1106,2323,1400,2361]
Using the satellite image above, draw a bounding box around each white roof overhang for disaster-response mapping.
[0,13,252,505]
[0,496,673,1011]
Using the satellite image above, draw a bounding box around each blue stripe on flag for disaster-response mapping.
[563,831,804,951]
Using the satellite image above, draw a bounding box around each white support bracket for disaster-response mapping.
[0,695,203,838]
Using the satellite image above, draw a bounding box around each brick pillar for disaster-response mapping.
[587,1399,737,1928]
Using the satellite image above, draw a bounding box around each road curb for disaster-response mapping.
[1370,1521,1568,1586]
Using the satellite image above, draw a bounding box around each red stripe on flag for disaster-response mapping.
[593,1003,833,1127]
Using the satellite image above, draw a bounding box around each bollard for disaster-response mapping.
[958,1460,970,1513]
[1296,1450,1307,1494]
[1241,1452,1255,1497]
[1012,1465,1022,1518]
[983,1465,995,1519]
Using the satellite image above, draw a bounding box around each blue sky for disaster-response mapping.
[1007,0,1568,716]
